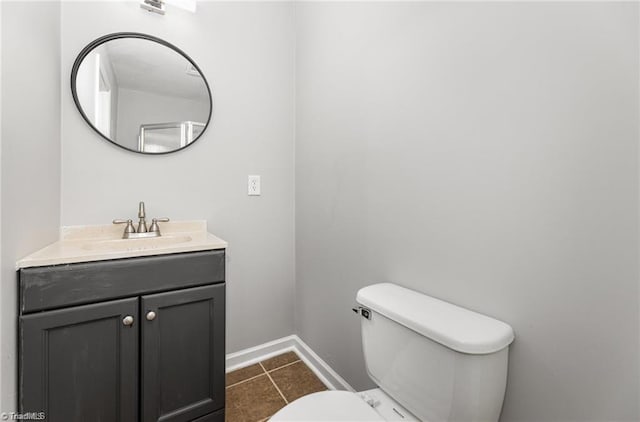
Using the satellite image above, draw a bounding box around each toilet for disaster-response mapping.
[271,283,515,422]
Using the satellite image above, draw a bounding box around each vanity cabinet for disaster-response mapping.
[141,284,225,422]
[21,297,139,421]
[18,250,226,422]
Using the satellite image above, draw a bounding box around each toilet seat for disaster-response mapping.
[270,391,386,421]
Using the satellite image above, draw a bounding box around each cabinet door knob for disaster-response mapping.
[146,311,157,321]
[122,315,134,326]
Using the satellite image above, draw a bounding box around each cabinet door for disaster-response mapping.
[141,284,225,422]
[20,297,139,422]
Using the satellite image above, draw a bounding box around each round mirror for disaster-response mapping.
[71,33,212,154]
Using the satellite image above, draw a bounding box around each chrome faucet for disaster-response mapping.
[113,202,170,239]
[137,201,148,233]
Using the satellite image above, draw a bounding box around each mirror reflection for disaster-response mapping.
[72,34,212,154]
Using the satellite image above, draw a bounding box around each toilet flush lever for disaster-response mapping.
[352,306,371,320]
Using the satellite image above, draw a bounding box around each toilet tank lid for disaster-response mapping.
[356,283,514,354]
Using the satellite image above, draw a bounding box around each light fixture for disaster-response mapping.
[140,0,165,15]
[140,0,196,15]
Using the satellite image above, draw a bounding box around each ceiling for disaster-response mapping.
[98,37,210,102]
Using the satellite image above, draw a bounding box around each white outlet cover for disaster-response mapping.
[248,175,261,196]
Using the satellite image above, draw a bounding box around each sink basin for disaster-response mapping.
[81,235,193,252]
[16,220,228,269]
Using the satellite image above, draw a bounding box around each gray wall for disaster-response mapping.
[60,1,296,353]
[295,3,640,421]
[0,1,62,412]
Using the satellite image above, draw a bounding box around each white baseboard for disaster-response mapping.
[226,335,355,392]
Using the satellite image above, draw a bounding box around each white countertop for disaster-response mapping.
[16,220,227,269]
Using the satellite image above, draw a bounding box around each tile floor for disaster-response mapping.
[225,351,328,422]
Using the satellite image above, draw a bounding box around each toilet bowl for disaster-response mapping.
[271,388,419,421]
[271,283,515,422]
[270,391,384,421]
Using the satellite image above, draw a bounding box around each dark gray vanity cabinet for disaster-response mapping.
[21,297,139,421]
[18,250,226,422]
[141,285,225,422]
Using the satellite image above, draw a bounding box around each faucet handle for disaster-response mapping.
[113,219,136,236]
[149,218,170,234]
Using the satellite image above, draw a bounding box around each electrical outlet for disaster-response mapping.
[248,175,261,196]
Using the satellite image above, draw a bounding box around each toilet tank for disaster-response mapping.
[356,283,514,422]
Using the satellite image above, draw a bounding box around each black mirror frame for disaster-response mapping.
[70,32,213,155]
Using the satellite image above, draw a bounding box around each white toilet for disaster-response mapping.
[271,283,515,422]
